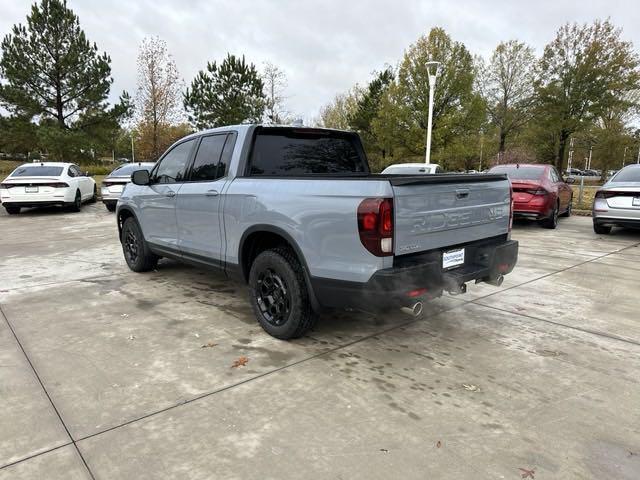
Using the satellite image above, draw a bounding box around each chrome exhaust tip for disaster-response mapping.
[401,301,423,317]
[484,274,504,287]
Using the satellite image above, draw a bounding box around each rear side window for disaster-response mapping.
[11,166,63,177]
[154,139,195,184]
[249,129,368,176]
[190,135,227,181]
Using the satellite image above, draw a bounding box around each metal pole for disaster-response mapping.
[131,135,135,162]
[479,129,484,171]
[587,146,592,170]
[425,75,435,164]
[637,145,640,164]
[623,146,627,168]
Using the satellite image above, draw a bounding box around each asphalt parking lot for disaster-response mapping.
[1,204,639,479]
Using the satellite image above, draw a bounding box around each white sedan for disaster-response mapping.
[0,162,96,215]
[381,163,443,174]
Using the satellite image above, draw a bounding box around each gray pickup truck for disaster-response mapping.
[117,125,518,339]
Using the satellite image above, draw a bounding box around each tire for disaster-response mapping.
[121,217,158,272]
[248,248,318,340]
[542,202,559,229]
[70,190,82,212]
[105,203,116,212]
[593,222,612,235]
[89,184,97,203]
[560,197,572,217]
[5,206,20,215]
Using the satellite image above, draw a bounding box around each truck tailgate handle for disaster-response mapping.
[456,189,470,199]
[205,190,219,197]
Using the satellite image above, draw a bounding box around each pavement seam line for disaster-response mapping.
[0,305,96,480]
[0,443,72,471]
[74,301,469,444]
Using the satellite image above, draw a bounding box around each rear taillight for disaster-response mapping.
[524,188,548,195]
[48,182,69,188]
[357,198,393,257]
[509,185,513,232]
[595,190,619,199]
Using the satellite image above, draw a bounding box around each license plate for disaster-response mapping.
[443,248,465,269]
[633,197,640,207]
[109,185,123,193]
[25,186,38,193]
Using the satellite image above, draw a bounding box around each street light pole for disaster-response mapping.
[623,146,628,168]
[424,61,441,164]
[131,134,135,162]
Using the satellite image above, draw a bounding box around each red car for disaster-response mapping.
[488,164,574,229]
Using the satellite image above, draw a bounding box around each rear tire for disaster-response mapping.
[105,203,116,212]
[5,206,20,215]
[248,248,318,340]
[89,184,97,203]
[542,202,559,229]
[121,217,158,272]
[71,190,82,212]
[593,222,612,235]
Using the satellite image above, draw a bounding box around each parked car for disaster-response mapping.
[117,125,518,339]
[592,164,640,234]
[582,169,599,177]
[381,163,443,174]
[488,163,573,229]
[565,168,583,176]
[0,162,96,214]
[102,162,155,211]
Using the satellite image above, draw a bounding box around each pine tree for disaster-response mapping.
[184,54,266,129]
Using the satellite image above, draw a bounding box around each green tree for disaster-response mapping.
[316,86,362,130]
[348,67,394,159]
[372,27,485,169]
[184,54,265,129]
[478,40,536,157]
[536,19,640,170]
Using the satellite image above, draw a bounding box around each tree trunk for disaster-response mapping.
[499,129,506,155]
[557,130,570,171]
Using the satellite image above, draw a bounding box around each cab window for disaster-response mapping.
[154,140,195,184]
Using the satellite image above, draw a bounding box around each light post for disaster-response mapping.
[424,61,441,164]
[623,146,628,168]
[479,128,484,171]
[131,134,136,162]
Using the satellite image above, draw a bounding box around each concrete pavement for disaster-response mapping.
[1,204,639,479]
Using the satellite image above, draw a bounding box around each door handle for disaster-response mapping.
[205,190,219,197]
[165,191,176,198]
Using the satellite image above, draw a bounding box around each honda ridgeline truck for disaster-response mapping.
[117,125,518,339]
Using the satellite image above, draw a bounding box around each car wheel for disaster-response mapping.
[542,202,559,229]
[248,248,318,340]
[5,206,20,215]
[593,222,612,235]
[106,203,116,212]
[121,217,158,272]
[89,184,97,203]
[71,190,82,212]
[560,197,572,217]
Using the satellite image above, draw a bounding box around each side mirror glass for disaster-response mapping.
[131,169,150,186]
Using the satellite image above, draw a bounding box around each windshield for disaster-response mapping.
[11,166,63,177]
[611,167,640,183]
[489,165,544,180]
[110,163,153,176]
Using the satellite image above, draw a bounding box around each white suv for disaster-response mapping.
[0,162,96,214]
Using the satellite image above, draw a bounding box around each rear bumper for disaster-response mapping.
[2,200,71,208]
[311,238,518,310]
[513,204,552,220]
[593,216,640,229]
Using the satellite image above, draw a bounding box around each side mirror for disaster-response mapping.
[131,169,151,186]
[565,177,575,184]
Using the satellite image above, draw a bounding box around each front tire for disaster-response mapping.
[121,217,158,272]
[248,248,318,340]
[593,222,612,235]
[5,206,20,215]
[89,184,97,203]
[105,203,116,212]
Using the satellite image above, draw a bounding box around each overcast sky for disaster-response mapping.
[1,0,639,122]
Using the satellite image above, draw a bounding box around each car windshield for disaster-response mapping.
[611,168,640,182]
[489,166,544,180]
[11,166,63,177]
[110,163,152,176]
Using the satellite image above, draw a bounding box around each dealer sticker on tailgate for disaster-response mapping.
[443,248,465,269]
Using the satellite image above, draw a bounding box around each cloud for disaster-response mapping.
[0,0,639,122]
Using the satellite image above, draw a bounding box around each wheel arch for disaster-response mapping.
[117,206,138,241]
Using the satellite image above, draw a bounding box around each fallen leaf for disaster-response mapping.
[121,313,129,318]
[462,383,480,392]
[127,335,135,341]
[379,448,388,453]
[201,342,217,348]
[519,467,535,479]
[232,356,249,368]
[436,440,442,448]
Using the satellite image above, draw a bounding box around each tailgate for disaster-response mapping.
[390,174,511,255]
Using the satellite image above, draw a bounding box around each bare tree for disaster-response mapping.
[262,62,289,124]
[478,40,536,156]
[135,36,184,160]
